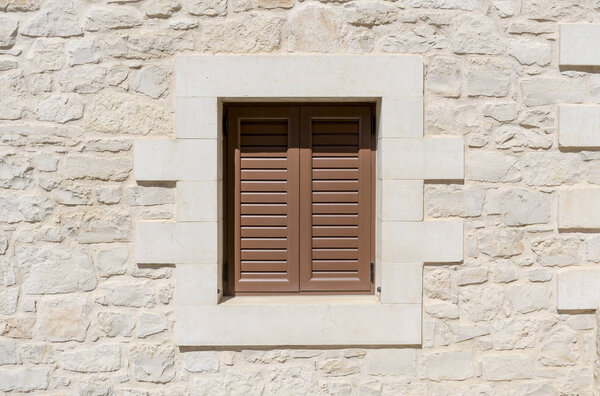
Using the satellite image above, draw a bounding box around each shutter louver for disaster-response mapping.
[299,106,372,292]
[228,106,300,293]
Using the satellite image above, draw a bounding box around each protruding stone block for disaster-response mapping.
[560,24,600,66]
[557,268,600,310]
[134,139,218,181]
[559,105,600,148]
[558,189,600,230]
[136,222,219,264]
[381,221,463,263]
[378,138,464,180]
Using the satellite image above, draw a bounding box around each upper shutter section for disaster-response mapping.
[299,106,373,292]
[228,106,300,293]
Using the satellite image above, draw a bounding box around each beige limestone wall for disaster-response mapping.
[1,0,600,394]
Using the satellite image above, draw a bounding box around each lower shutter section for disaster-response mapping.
[228,106,300,293]
[299,106,372,292]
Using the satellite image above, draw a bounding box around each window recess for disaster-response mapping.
[225,104,374,295]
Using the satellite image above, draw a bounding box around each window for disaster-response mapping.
[225,104,374,295]
[134,55,464,346]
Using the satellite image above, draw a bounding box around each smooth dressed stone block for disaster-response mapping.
[134,139,218,181]
[378,138,464,180]
[381,221,463,263]
[378,96,423,138]
[136,222,220,264]
[557,268,600,310]
[379,262,422,304]
[560,24,600,66]
[176,181,221,222]
[558,189,600,230]
[176,298,421,346]
[379,180,423,221]
[559,105,600,148]
[177,264,220,305]
[176,97,218,139]
[176,55,423,98]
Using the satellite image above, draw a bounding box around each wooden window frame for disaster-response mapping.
[224,103,376,296]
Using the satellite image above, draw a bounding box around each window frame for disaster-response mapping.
[223,103,376,296]
[134,55,465,346]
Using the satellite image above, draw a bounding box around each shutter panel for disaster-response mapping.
[299,106,373,292]
[228,106,300,293]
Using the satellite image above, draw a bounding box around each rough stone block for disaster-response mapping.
[560,24,600,66]
[60,344,121,372]
[558,189,600,230]
[557,268,600,310]
[378,138,464,180]
[559,105,600,148]
[0,367,49,392]
[136,222,219,264]
[419,350,474,381]
[134,139,219,181]
[381,221,463,263]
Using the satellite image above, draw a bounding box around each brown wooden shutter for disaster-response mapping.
[299,106,372,292]
[228,106,300,293]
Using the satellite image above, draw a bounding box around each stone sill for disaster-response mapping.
[219,295,380,306]
[175,299,421,347]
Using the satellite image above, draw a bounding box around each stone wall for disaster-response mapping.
[0,0,599,394]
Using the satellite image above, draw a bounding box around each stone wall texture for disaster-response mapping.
[1,0,600,394]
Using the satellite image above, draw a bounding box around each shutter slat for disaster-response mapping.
[241,226,287,237]
[241,249,288,260]
[312,181,358,191]
[312,215,358,226]
[312,249,358,260]
[241,215,287,226]
[241,261,287,272]
[312,157,359,168]
[312,203,359,214]
[241,170,288,180]
[312,226,359,237]
[241,135,288,147]
[241,158,288,168]
[241,204,287,215]
[312,169,359,180]
[241,238,288,249]
[312,260,359,271]
[312,134,359,146]
[241,181,287,192]
[241,192,288,203]
[312,192,358,203]
[312,237,358,248]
